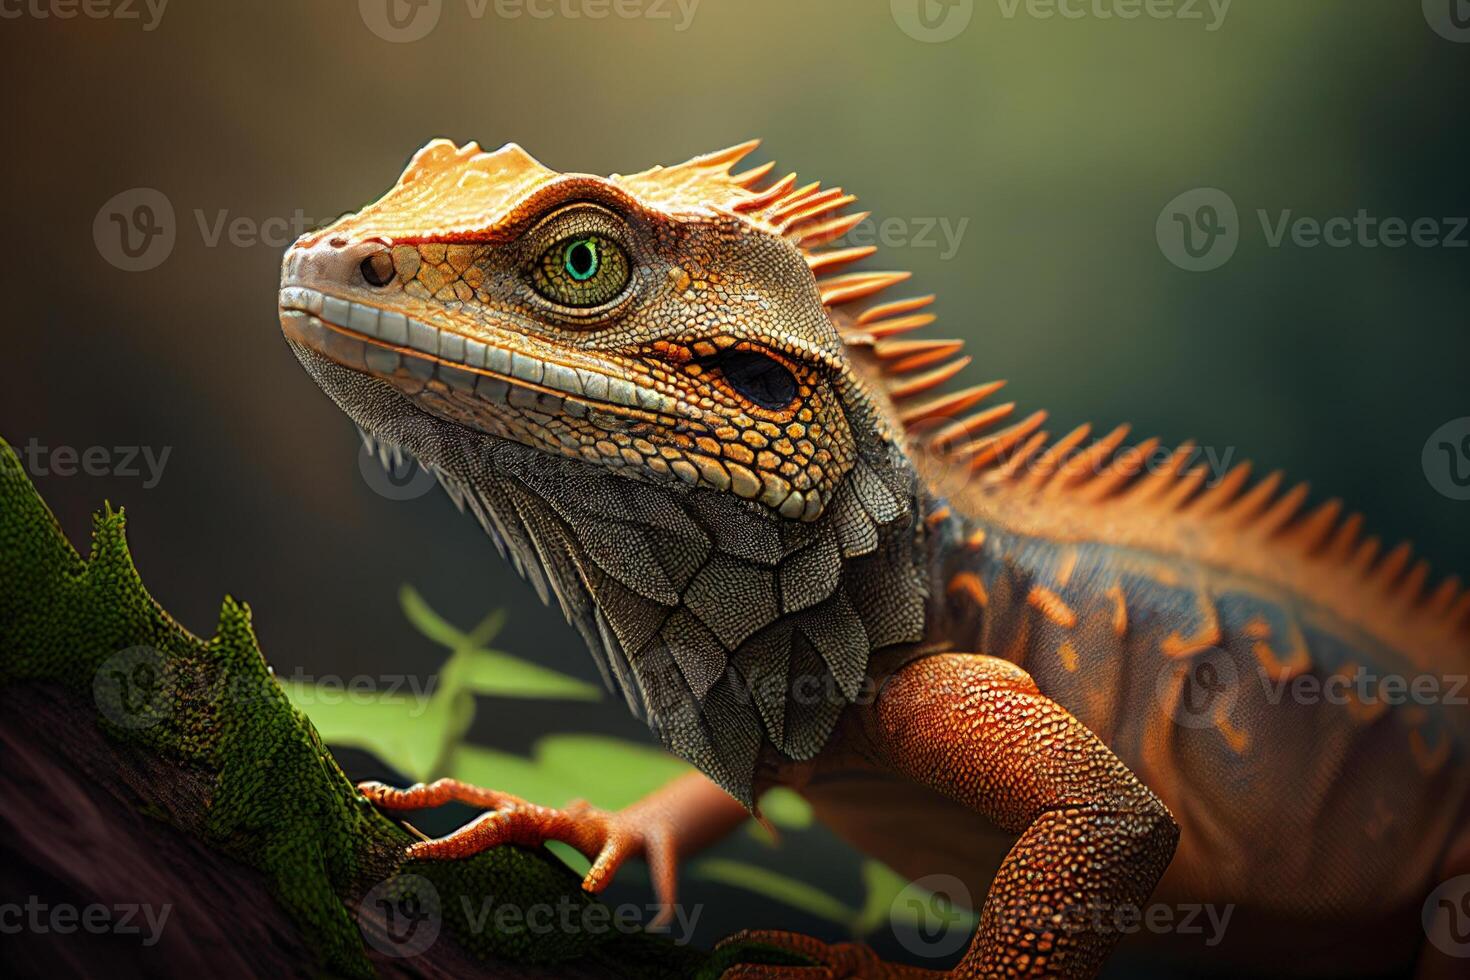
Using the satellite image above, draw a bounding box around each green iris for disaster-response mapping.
[531,232,630,308]
[564,238,599,281]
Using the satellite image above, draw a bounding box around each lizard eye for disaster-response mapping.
[531,233,631,308]
[359,251,395,288]
[709,349,798,412]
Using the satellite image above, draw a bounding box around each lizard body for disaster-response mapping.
[279,140,1469,977]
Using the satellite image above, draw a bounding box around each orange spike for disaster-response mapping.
[1425,576,1462,618]
[774,181,822,210]
[886,356,971,399]
[1219,471,1284,527]
[1349,536,1382,578]
[797,211,871,248]
[1028,586,1078,629]
[1024,424,1093,490]
[863,313,937,339]
[1078,436,1162,503]
[733,172,798,211]
[1369,542,1413,593]
[1052,424,1131,491]
[884,340,966,374]
[1393,560,1430,608]
[1257,481,1311,537]
[1448,591,1470,633]
[779,191,856,226]
[818,271,911,307]
[1324,512,1365,563]
[806,245,877,274]
[930,402,1016,447]
[875,337,959,361]
[899,380,1006,428]
[1159,466,1210,512]
[995,430,1051,482]
[701,138,762,169]
[1192,461,1252,515]
[857,295,935,325]
[1128,441,1197,503]
[731,159,776,187]
[959,410,1048,470]
[1287,498,1343,554]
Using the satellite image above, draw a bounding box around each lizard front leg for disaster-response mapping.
[359,770,749,921]
[723,653,1178,979]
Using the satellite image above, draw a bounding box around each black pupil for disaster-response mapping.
[360,253,393,287]
[568,241,594,277]
[715,350,797,411]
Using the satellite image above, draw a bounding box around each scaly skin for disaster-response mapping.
[279,139,1470,977]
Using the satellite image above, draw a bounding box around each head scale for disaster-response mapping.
[279,139,932,806]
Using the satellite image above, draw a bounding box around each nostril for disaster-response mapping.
[360,251,395,288]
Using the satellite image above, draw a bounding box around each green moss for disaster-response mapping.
[0,437,738,978]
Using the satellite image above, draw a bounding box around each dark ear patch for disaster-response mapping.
[712,349,798,411]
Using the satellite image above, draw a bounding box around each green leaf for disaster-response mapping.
[757,787,812,830]
[398,583,468,650]
[690,859,855,928]
[450,736,691,812]
[852,860,912,937]
[281,681,453,783]
[457,649,601,701]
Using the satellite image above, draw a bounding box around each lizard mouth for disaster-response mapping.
[277,285,682,428]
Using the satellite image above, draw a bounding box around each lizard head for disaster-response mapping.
[279,140,942,805]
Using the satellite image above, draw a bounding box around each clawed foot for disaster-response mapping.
[715,930,936,979]
[358,777,679,923]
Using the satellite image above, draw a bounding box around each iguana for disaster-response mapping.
[278,139,1470,978]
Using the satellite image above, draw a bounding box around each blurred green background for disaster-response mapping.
[2,0,1466,972]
